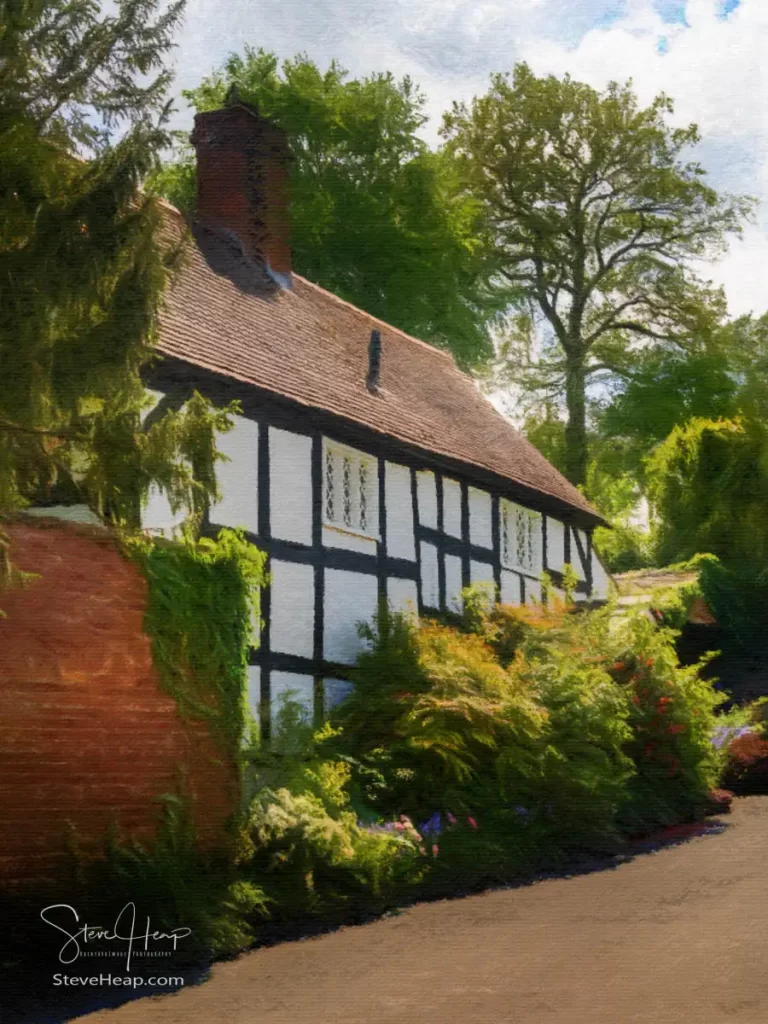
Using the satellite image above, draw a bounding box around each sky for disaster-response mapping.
[170,0,766,318]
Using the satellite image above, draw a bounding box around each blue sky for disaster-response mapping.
[171,0,765,316]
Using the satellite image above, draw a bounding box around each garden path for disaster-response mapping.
[78,796,768,1024]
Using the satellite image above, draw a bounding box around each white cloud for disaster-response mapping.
[170,0,768,317]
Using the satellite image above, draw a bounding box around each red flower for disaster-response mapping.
[467,816,478,829]
[612,662,625,672]
[633,695,641,706]
[669,724,685,735]
[643,742,655,758]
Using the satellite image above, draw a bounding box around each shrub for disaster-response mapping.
[240,698,424,924]
[74,795,268,960]
[606,617,725,832]
[333,608,546,819]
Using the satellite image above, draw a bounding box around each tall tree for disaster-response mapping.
[443,63,751,486]
[0,0,234,547]
[149,49,506,368]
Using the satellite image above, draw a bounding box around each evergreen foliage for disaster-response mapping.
[647,416,768,649]
[0,0,234,548]
[149,49,507,368]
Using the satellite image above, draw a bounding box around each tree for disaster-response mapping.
[149,49,506,368]
[0,0,235,551]
[443,63,751,486]
[646,415,768,649]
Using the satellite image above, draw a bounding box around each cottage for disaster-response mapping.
[143,99,610,728]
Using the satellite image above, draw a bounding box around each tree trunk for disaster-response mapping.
[564,355,587,488]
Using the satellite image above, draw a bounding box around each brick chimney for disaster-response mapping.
[190,100,292,287]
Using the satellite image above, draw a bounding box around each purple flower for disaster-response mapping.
[418,812,442,837]
[514,806,529,816]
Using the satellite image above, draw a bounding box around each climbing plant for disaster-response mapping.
[124,528,267,754]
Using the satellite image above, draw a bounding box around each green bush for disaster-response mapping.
[239,698,424,924]
[646,416,768,651]
[606,617,724,832]
[333,608,545,819]
[73,795,269,959]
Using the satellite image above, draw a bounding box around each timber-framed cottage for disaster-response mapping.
[142,100,610,729]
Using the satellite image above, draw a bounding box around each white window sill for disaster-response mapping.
[323,521,379,543]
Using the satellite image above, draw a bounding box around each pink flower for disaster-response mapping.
[400,814,411,823]
[413,832,422,842]
[467,816,478,829]
[446,811,457,825]
[432,844,439,857]
[394,822,404,831]
[419,845,426,856]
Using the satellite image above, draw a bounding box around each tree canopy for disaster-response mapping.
[149,49,507,368]
[0,0,234,547]
[443,63,752,486]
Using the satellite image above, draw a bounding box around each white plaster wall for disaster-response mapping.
[445,553,463,612]
[386,462,416,560]
[271,672,314,728]
[210,414,259,533]
[525,578,542,604]
[547,517,566,572]
[246,665,261,719]
[270,560,315,659]
[142,484,186,538]
[573,529,589,579]
[324,569,378,664]
[417,471,438,530]
[470,560,494,590]
[469,487,493,549]
[323,524,377,554]
[501,570,522,606]
[270,427,313,545]
[591,550,611,599]
[387,576,419,617]
[420,542,439,609]
[141,390,186,538]
[324,678,355,712]
[442,478,462,537]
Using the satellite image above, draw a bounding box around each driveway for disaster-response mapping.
[78,797,768,1024]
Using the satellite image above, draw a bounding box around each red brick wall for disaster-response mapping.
[0,518,239,890]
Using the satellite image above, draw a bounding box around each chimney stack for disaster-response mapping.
[191,99,292,287]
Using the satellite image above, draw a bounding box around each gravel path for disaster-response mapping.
[77,797,768,1024]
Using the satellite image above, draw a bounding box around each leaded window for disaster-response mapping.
[323,441,377,537]
[324,447,335,522]
[501,500,540,574]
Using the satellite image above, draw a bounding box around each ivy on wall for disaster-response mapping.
[125,528,267,756]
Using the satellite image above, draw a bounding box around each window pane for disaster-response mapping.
[342,456,353,527]
[359,462,368,533]
[324,448,335,522]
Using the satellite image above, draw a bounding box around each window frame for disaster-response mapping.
[500,499,542,576]
[322,438,379,541]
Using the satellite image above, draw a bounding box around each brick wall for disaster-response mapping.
[0,518,239,890]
